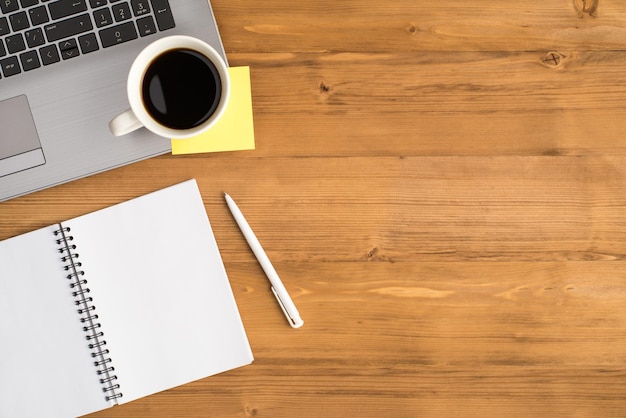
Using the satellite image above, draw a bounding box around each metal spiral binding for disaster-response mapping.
[55,224,123,403]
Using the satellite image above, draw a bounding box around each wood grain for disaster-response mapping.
[2,0,626,416]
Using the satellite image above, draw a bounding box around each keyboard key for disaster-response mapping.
[136,15,156,37]
[0,56,21,77]
[89,0,107,7]
[20,50,40,71]
[48,0,87,20]
[111,2,132,22]
[25,27,45,48]
[151,0,175,31]
[99,21,137,47]
[0,0,19,15]
[93,8,113,28]
[59,39,79,59]
[131,0,150,17]
[59,38,76,51]
[29,5,50,26]
[0,40,5,57]
[10,11,30,32]
[0,17,10,36]
[78,32,98,54]
[44,14,93,42]
[5,33,26,54]
[39,44,60,65]
[61,47,79,59]
[20,0,39,7]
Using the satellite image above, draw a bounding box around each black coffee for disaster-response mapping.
[142,48,222,130]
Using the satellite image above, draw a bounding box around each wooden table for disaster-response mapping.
[2,0,626,416]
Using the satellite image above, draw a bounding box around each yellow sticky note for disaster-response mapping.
[171,66,255,155]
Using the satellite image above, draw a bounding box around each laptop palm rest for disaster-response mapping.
[0,95,45,178]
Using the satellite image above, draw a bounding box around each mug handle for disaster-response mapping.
[109,109,143,136]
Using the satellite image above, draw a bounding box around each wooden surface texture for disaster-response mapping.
[2,0,626,416]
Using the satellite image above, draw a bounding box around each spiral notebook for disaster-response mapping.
[0,180,253,418]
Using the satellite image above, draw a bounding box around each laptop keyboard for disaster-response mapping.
[0,0,175,79]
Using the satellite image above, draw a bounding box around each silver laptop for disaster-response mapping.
[0,0,226,202]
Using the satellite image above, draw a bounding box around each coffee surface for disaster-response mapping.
[142,49,221,130]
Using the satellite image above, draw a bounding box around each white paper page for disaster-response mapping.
[0,226,111,418]
[65,180,253,404]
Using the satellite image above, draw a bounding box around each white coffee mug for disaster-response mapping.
[109,35,230,139]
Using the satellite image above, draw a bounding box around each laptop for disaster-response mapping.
[0,0,227,202]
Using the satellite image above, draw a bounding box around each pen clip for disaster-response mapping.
[271,287,304,329]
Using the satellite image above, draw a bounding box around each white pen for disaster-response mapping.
[224,193,304,328]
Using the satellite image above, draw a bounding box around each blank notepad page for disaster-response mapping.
[66,179,253,403]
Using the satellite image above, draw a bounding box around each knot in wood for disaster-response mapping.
[574,0,598,17]
[542,51,563,68]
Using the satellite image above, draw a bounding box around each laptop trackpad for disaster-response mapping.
[0,95,45,178]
